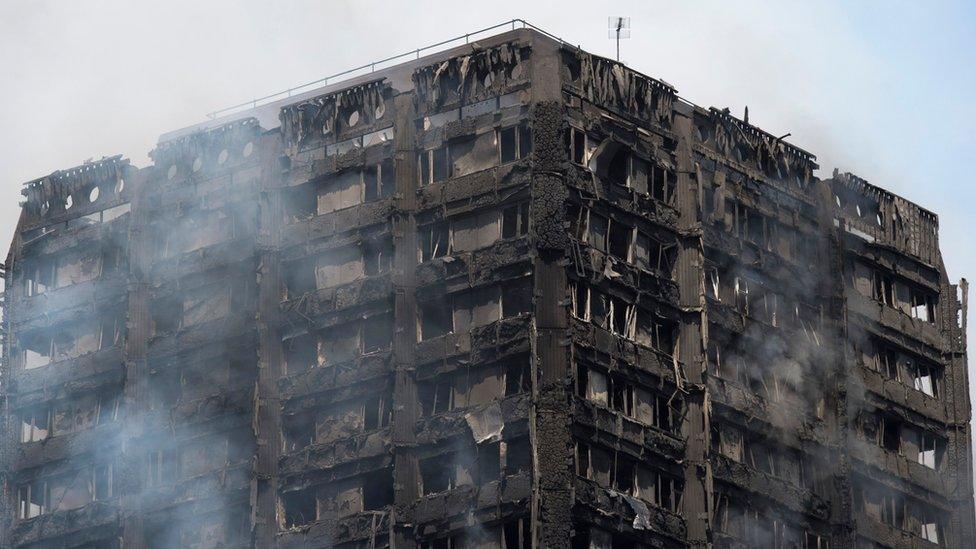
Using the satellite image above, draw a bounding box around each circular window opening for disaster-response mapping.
[348,110,360,127]
[510,62,524,80]
[695,124,710,143]
[735,143,750,162]
[115,178,125,194]
[192,157,203,172]
[65,195,73,210]
[89,186,100,203]
[167,165,178,180]
[243,142,254,158]
[374,103,386,120]
[218,149,229,165]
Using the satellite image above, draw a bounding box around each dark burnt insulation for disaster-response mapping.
[0,27,973,549]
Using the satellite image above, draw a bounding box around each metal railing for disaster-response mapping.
[205,19,570,120]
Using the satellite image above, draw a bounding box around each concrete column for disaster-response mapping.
[391,92,420,548]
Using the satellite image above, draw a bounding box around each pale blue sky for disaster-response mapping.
[1,0,973,463]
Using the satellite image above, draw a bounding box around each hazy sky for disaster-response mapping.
[1,0,974,451]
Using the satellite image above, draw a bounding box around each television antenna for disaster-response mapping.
[608,17,630,62]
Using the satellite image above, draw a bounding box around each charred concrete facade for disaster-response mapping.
[1,27,973,549]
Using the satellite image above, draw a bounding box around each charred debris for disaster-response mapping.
[0,27,972,549]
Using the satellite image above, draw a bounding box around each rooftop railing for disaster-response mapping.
[205,19,569,120]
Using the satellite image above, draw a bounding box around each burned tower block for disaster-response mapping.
[1,26,973,549]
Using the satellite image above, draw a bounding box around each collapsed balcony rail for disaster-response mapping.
[205,19,568,120]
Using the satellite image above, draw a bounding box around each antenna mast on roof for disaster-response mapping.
[608,17,630,62]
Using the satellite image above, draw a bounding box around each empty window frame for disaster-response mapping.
[599,154,678,204]
[873,341,940,397]
[712,425,745,463]
[648,163,676,205]
[499,122,532,164]
[164,210,235,256]
[419,298,453,340]
[858,413,902,453]
[55,251,102,289]
[362,394,392,431]
[706,340,744,384]
[282,413,314,453]
[635,311,676,353]
[909,288,936,323]
[804,532,830,549]
[361,314,394,354]
[150,296,182,336]
[363,241,393,276]
[505,362,531,396]
[872,268,938,323]
[324,127,393,157]
[501,279,533,318]
[566,126,587,165]
[504,437,532,476]
[146,448,177,487]
[706,267,721,300]
[911,358,939,398]
[915,430,943,470]
[282,258,316,299]
[917,507,944,544]
[317,170,365,215]
[585,212,609,253]
[856,483,905,529]
[17,465,115,519]
[20,407,50,443]
[502,517,532,549]
[712,494,783,543]
[633,232,677,276]
[282,322,391,376]
[16,480,45,519]
[22,316,120,369]
[878,347,901,383]
[283,333,318,375]
[314,394,392,443]
[420,363,508,415]
[22,250,105,295]
[576,442,683,511]
[582,209,675,271]
[419,221,450,261]
[363,158,395,201]
[451,209,502,252]
[577,366,678,432]
[872,270,895,307]
[737,206,765,246]
[283,183,317,223]
[419,145,451,186]
[571,285,636,338]
[450,286,500,333]
[420,455,458,495]
[502,202,530,239]
[607,219,632,260]
[314,246,364,289]
[21,333,52,370]
[421,376,455,416]
[23,261,53,296]
[720,199,764,245]
[282,488,316,528]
